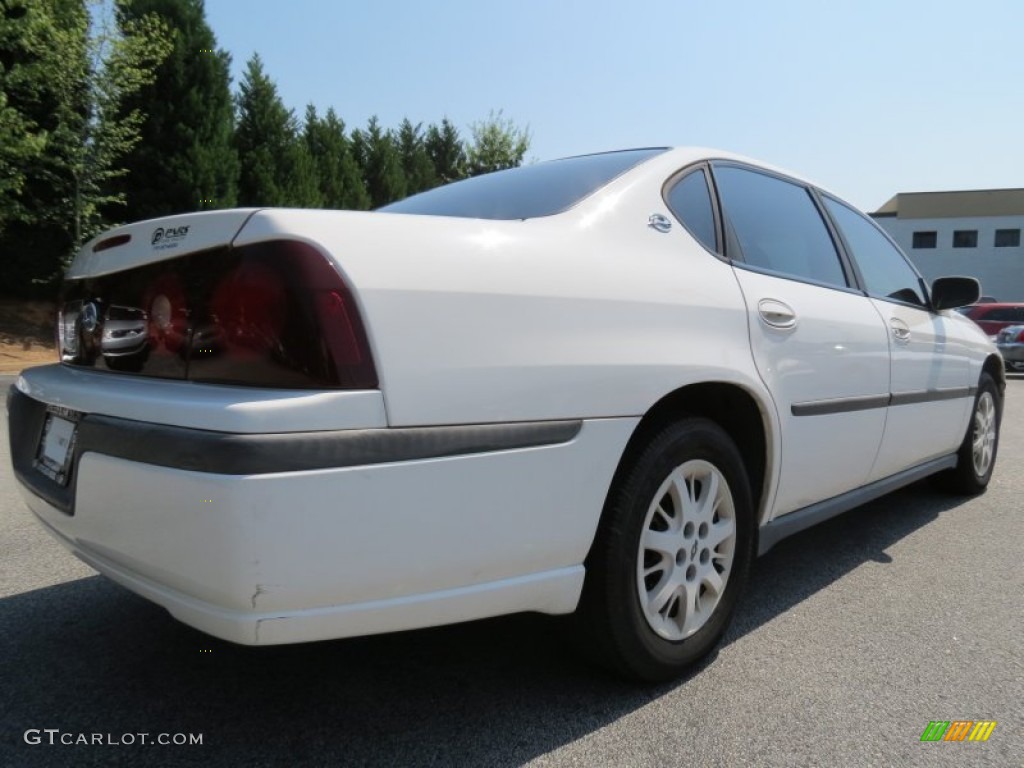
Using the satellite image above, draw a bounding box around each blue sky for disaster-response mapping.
[204,0,1023,211]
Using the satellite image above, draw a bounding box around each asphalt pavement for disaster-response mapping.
[1,371,1021,767]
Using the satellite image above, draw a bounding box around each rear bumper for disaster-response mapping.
[8,375,636,645]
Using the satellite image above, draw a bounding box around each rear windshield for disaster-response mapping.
[380,148,667,220]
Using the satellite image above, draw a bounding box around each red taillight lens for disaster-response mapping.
[1017,329,1024,343]
[315,288,375,384]
[59,240,377,390]
[187,240,377,389]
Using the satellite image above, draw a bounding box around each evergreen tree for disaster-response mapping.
[303,105,368,210]
[466,109,530,176]
[424,117,465,184]
[285,132,321,208]
[115,0,238,221]
[234,53,318,207]
[356,116,406,208]
[396,118,436,196]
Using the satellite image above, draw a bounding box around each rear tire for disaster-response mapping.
[576,418,755,682]
[933,372,1001,495]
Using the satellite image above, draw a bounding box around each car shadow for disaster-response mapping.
[0,480,969,767]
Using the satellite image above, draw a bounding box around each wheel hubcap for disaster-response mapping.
[636,459,736,641]
[972,392,996,477]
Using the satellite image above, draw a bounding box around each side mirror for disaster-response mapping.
[931,276,980,310]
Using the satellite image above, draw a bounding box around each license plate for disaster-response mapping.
[35,409,80,485]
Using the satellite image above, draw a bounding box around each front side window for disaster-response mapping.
[665,169,717,252]
[823,197,926,306]
[712,165,847,288]
[953,230,978,248]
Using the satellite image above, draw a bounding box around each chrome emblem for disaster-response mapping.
[80,301,99,334]
[648,213,672,233]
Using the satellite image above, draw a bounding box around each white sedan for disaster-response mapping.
[7,147,1004,681]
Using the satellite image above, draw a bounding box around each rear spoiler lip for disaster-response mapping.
[66,209,264,280]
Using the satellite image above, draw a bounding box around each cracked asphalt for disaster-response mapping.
[1,372,1022,767]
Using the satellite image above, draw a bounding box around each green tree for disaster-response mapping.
[0,0,170,295]
[303,105,369,210]
[424,117,465,184]
[234,53,320,207]
[354,116,406,208]
[465,109,530,176]
[74,2,173,244]
[0,1,50,235]
[115,0,238,221]
[396,118,436,196]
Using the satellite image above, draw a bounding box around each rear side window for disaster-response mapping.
[666,169,718,252]
[380,148,667,220]
[822,196,926,307]
[712,165,848,288]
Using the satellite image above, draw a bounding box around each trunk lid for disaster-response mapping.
[67,209,261,279]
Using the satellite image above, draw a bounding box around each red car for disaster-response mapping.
[957,303,1024,337]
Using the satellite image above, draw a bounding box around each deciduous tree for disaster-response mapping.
[466,109,530,176]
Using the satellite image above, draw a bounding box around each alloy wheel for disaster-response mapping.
[972,391,997,477]
[636,459,737,641]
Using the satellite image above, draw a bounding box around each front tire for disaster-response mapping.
[577,418,755,682]
[934,372,1002,495]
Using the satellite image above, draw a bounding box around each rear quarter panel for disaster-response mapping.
[233,184,768,429]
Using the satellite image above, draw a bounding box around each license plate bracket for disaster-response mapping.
[34,406,81,486]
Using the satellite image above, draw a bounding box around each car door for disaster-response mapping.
[820,196,973,480]
[709,164,891,517]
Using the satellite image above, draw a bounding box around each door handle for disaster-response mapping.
[890,318,911,343]
[757,298,797,329]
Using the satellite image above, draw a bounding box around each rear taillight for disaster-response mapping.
[58,240,377,390]
[1017,329,1024,343]
[188,240,377,389]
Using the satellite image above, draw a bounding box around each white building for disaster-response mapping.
[871,189,1024,301]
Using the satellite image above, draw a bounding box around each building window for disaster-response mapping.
[953,230,978,248]
[995,228,1020,247]
[912,231,937,249]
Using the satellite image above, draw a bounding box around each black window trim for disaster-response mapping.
[706,160,865,297]
[660,162,726,261]
[817,191,936,312]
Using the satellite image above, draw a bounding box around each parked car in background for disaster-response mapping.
[996,325,1024,371]
[958,302,1024,338]
[7,147,1005,681]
